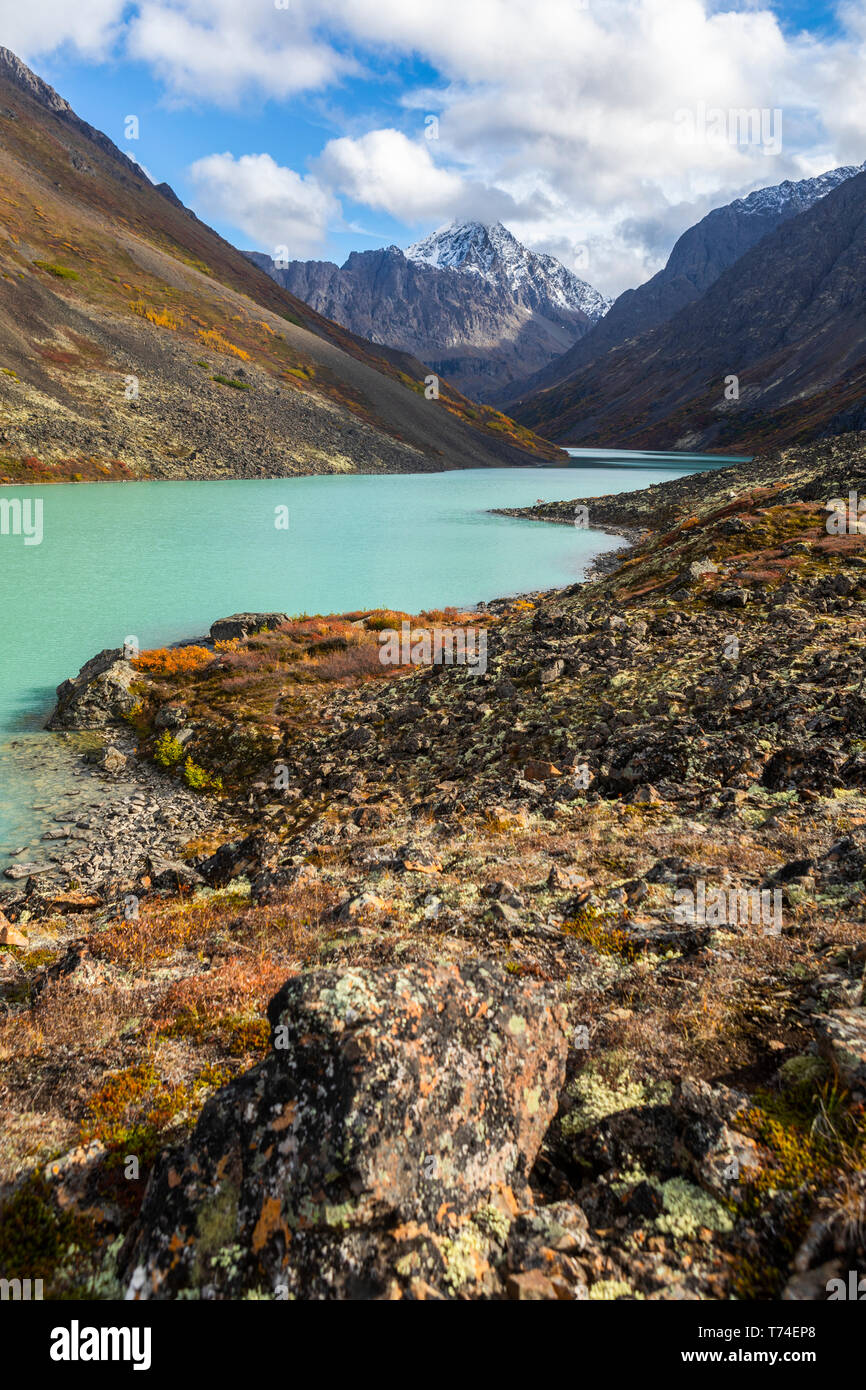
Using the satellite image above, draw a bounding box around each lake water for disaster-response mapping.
[0,451,746,860]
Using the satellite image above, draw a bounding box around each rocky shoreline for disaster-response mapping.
[1,736,231,899]
[1,433,865,1301]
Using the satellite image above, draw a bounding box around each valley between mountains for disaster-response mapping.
[1,44,865,1308]
[2,433,865,1301]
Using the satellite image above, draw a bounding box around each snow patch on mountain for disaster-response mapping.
[731,162,866,219]
[406,220,611,322]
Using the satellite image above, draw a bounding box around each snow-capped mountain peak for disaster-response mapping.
[405,220,611,322]
[732,161,866,219]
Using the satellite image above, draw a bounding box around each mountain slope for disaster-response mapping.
[251,221,609,403]
[506,162,866,409]
[510,167,866,451]
[0,49,561,481]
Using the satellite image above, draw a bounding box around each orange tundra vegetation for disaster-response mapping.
[133,646,215,676]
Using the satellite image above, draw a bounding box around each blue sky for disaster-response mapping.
[1,1,863,295]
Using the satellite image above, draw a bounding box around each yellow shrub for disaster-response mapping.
[197,327,250,361]
[129,300,180,330]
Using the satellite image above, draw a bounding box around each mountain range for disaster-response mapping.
[2,42,864,471]
[249,221,610,402]
[0,48,560,482]
[504,161,866,409]
[510,164,866,451]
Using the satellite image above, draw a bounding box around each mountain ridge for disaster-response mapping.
[505,161,866,409]
[510,166,866,451]
[405,219,611,320]
[0,49,562,479]
[250,221,609,403]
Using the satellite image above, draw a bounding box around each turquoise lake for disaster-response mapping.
[0,451,746,858]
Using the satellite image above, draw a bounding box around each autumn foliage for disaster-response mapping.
[133,645,214,676]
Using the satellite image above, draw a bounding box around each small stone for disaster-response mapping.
[539,659,566,685]
[523,760,561,782]
[49,891,102,912]
[0,919,28,947]
[342,892,387,919]
[688,560,719,581]
[490,901,522,929]
[547,863,589,893]
[3,862,53,879]
[506,1269,558,1300]
[626,784,661,804]
[399,847,442,874]
[815,1007,866,1090]
[711,586,750,608]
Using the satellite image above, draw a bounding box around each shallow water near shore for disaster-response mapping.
[0,453,741,863]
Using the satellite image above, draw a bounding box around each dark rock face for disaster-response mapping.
[209,613,289,643]
[512,167,866,450]
[248,245,597,403]
[197,830,278,887]
[505,163,865,410]
[47,649,138,729]
[124,961,568,1299]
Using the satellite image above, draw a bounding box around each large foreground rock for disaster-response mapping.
[124,960,568,1300]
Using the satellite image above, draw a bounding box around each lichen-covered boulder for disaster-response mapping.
[47,648,139,729]
[209,612,288,643]
[124,960,568,1300]
[815,1006,866,1092]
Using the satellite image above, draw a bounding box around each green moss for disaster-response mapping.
[21,948,59,972]
[158,1007,268,1057]
[193,875,251,904]
[212,374,252,390]
[183,757,223,792]
[473,1204,511,1243]
[779,1054,830,1106]
[53,1235,125,1300]
[33,260,79,280]
[81,1061,232,1166]
[0,1173,87,1283]
[440,1222,486,1292]
[191,1186,240,1285]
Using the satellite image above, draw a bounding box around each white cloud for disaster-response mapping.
[5,0,866,293]
[0,0,125,60]
[187,152,338,256]
[126,0,354,105]
[316,129,466,223]
[313,0,866,290]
